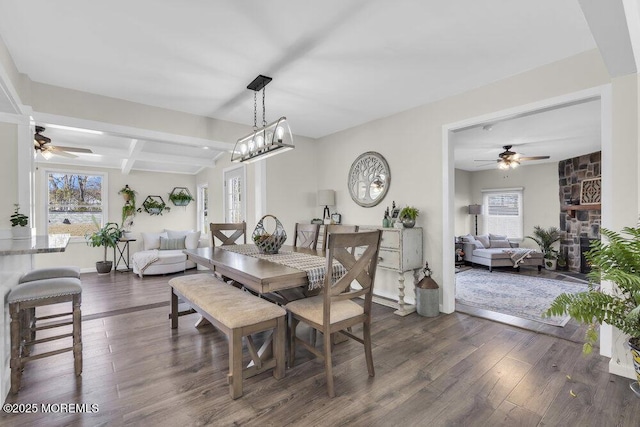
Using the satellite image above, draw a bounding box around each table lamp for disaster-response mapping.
[317,190,335,221]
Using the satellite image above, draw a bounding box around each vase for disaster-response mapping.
[96,261,113,274]
[11,227,32,240]
[402,218,415,228]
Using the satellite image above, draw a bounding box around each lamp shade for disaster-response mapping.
[317,189,335,206]
[468,204,482,215]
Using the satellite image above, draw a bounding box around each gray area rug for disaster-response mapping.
[455,269,588,326]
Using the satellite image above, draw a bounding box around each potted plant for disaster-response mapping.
[545,225,640,396]
[118,185,137,236]
[526,225,561,270]
[140,196,169,215]
[399,206,419,228]
[85,219,122,273]
[10,204,31,239]
[118,185,137,203]
[168,188,193,206]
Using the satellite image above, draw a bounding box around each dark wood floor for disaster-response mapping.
[2,269,639,426]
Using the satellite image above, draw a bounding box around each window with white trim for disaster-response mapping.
[223,166,245,223]
[482,188,524,239]
[198,184,209,234]
[46,170,107,237]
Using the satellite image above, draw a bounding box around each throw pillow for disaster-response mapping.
[489,233,508,240]
[475,234,490,248]
[184,231,202,250]
[141,232,168,250]
[473,240,485,249]
[461,234,476,243]
[159,236,186,250]
[489,239,511,248]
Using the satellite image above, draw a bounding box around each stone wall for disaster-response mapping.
[558,151,601,272]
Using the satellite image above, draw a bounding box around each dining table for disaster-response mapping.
[183,244,331,295]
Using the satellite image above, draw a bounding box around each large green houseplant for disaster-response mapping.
[85,219,122,273]
[526,225,562,270]
[545,225,640,394]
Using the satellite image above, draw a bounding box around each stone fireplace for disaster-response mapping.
[558,152,601,273]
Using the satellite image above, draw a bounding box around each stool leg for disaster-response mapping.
[10,303,23,394]
[73,294,83,376]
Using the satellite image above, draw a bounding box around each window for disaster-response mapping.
[46,170,107,237]
[482,188,523,239]
[223,166,245,223]
[198,184,209,234]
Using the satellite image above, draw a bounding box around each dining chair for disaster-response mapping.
[286,230,382,397]
[321,224,359,251]
[209,222,247,290]
[293,223,321,249]
[210,222,246,247]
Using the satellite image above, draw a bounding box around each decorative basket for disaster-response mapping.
[252,214,287,254]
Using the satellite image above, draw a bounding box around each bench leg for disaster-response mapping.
[10,303,22,394]
[170,289,179,329]
[229,329,243,399]
[274,317,285,380]
[73,294,83,376]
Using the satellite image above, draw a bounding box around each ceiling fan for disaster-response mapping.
[475,145,550,169]
[34,126,93,159]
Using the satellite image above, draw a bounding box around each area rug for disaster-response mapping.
[455,269,589,326]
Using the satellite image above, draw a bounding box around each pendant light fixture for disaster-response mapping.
[231,75,294,163]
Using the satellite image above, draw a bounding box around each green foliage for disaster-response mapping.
[10,204,28,227]
[399,206,419,220]
[545,225,640,353]
[169,190,193,205]
[119,185,137,226]
[526,225,561,259]
[85,219,122,262]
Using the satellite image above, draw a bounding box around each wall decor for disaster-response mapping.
[139,196,170,215]
[169,187,193,206]
[580,177,601,205]
[348,151,390,207]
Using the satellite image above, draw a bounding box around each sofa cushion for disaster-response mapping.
[142,232,168,250]
[489,239,512,248]
[156,250,188,264]
[489,233,508,240]
[165,229,201,250]
[475,234,490,248]
[472,248,512,260]
[160,236,186,250]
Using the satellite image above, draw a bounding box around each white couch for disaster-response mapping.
[132,230,203,277]
[462,233,543,272]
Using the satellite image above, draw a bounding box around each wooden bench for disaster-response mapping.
[168,274,286,399]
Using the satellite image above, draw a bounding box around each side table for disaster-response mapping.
[114,238,136,272]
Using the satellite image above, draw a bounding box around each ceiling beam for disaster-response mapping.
[121,139,144,175]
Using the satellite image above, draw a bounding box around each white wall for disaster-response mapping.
[454,169,472,236]
[467,162,560,249]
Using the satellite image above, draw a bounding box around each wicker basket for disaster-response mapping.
[252,214,287,254]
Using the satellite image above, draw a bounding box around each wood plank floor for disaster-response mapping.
[2,269,639,426]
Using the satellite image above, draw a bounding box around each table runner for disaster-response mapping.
[219,244,345,290]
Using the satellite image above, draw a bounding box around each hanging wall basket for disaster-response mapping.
[252,214,287,254]
[140,196,169,215]
[169,187,193,206]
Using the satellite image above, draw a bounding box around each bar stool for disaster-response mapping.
[18,266,81,344]
[8,277,83,393]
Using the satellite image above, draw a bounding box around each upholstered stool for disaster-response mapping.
[8,277,83,393]
[18,267,81,344]
[19,266,81,284]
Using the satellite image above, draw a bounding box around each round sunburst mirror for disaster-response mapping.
[348,151,390,207]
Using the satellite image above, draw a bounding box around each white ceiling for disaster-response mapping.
[453,98,602,171]
[0,1,599,173]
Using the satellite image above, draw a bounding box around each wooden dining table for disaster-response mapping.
[183,245,325,294]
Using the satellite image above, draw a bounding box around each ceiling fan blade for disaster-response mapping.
[47,147,78,158]
[518,155,550,161]
[53,146,93,154]
[474,159,498,162]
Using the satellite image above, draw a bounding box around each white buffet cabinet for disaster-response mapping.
[359,226,423,316]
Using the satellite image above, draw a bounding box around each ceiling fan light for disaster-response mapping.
[41,150,53,160]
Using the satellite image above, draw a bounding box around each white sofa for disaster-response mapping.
[132,230,203,277]
[462,233,543,272]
